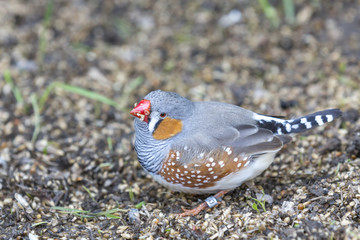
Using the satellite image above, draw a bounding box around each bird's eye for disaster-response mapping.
[159,113,167,118]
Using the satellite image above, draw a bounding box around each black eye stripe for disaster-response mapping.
[153,118,163,132]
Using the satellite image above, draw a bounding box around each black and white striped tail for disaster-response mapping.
[255,109,342,135]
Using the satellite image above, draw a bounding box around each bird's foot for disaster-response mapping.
[178,190,229,217]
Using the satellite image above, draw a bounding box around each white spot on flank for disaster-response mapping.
[206,163,211,167]
[194,164,200,167]
[300,118,307,123]
[233,157,238,162]
[213,176,218,179]
[292,124,299,129]
[315,115,324,126]
[326,115,333,122]
[237,162,242,168]
[286,123,291,132]
[197,170,201,174]
[187,181,192,184]
[177,169,180,172]
[171,162,175,166]
[225,147,232,155]
[211,162,216,167]
[197,175,202,178]
[208,168,213,171]
[305,122,312,129]
[277,128,282,134]
[197,179,202,182]
[184,146,188,150]
[191,175,195,177]
[171,169,174,172]
[184,171,188,174]
[219,161,224,165]
[191,170,195,173]
[199,152,205,158]
[210,171,214,174]
[209,157,214,162]
[244,161,250,167]
[184,165,188,169]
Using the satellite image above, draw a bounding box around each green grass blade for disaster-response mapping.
[59,83,118,107]
[3,70,24,104]
[107,136,113,151]
[82,185,95,201]
[118,76,144,109]
[128,188,134,202]
[43,0,54,27]
[38,82,118,113]
[51,206,126,220]
[37,0,54,68]
[135,201,146,209]
[258,0,280,28]
[31,94,41,145]
[38,82,60,112]
[31,221,48,227]
[282,0,295,25]
[104,214,121,219]
[51,206,89,214]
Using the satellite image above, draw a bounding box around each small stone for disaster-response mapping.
[298,203,305,210]
[128,208,141,225]
[281,201,295,216]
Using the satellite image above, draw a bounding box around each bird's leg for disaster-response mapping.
[179,190,229,217]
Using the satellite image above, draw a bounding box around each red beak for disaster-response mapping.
[130,99,151,123]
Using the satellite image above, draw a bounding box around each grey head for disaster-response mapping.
[144,90,195,121]
[132,90,195,173]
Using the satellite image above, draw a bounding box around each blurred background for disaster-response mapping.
[1,1,359,113]
[0,0,359,239]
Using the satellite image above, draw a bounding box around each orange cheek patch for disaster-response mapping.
[152,117,183,140]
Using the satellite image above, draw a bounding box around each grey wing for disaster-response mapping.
[229,124,284,155]
[173,124,283,164]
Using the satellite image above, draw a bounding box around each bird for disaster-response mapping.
[130,90,342,216]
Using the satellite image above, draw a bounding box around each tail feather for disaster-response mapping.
[255,109,342,135]
[287,109,342,133]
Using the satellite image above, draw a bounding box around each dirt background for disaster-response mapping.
[0,0,360,239]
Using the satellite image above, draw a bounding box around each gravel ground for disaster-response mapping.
[1,0,360,239]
